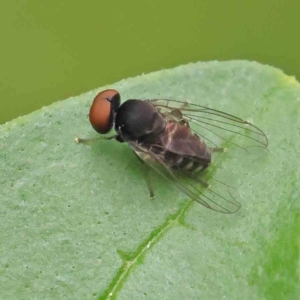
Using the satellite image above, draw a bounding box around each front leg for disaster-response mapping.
[74,135,121,145]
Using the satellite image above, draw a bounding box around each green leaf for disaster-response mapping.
[1,61,299,300]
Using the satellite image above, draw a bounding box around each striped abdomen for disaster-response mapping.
[142,122,212,173]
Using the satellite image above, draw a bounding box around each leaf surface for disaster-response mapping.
[1,61,299,300]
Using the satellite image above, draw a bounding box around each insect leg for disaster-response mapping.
[196,178,211,189]
[211,147,226,152]
[142,166,155,200]
[134,152,155,199]
[74,135,117,145]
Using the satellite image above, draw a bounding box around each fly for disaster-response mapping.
[76,89,268,214]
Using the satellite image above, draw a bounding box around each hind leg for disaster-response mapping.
[211,147,226,152]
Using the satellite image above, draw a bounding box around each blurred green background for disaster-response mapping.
[1,0,299,124]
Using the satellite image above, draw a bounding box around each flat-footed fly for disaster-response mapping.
[76,89,268,213]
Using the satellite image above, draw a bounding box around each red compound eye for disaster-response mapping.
[89,89,120,134]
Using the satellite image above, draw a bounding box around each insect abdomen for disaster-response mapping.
[162,122,211,172]
[160,150,209,172]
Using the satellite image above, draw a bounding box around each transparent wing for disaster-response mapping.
[147,99,268,150]
[133,143,241,214]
